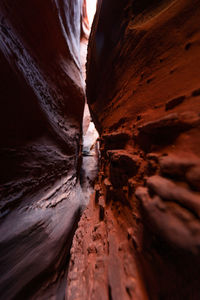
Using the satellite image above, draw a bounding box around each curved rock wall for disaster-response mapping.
[0,0,85,299]
[66,0,200,299]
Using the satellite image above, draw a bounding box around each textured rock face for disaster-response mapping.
[66,0,200,299]
[0,0,85,299]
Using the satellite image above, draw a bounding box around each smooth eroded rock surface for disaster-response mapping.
[0,0,85,299]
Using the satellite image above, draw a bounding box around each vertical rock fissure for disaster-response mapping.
[79,0,99,207]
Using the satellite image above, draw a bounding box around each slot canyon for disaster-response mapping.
[0,0,200,299]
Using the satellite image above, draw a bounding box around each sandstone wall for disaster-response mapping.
[0,0,85,298]
[67,1,200,299]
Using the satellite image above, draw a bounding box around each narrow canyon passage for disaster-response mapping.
[79,0,99,206]
[1,0,200,299]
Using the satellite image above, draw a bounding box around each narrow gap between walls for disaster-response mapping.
[80,0,99,205]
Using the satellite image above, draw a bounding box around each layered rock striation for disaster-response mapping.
[67,0,200,299]
[0,0,85,299]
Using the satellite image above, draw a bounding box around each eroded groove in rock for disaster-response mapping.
[67,0,200,299]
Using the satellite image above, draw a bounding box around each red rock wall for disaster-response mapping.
[0,0,85,299]
[66,0,200,299]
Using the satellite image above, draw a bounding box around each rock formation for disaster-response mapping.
[1,0,200,299]
[66,0,200,299]
[0,0,85,299]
